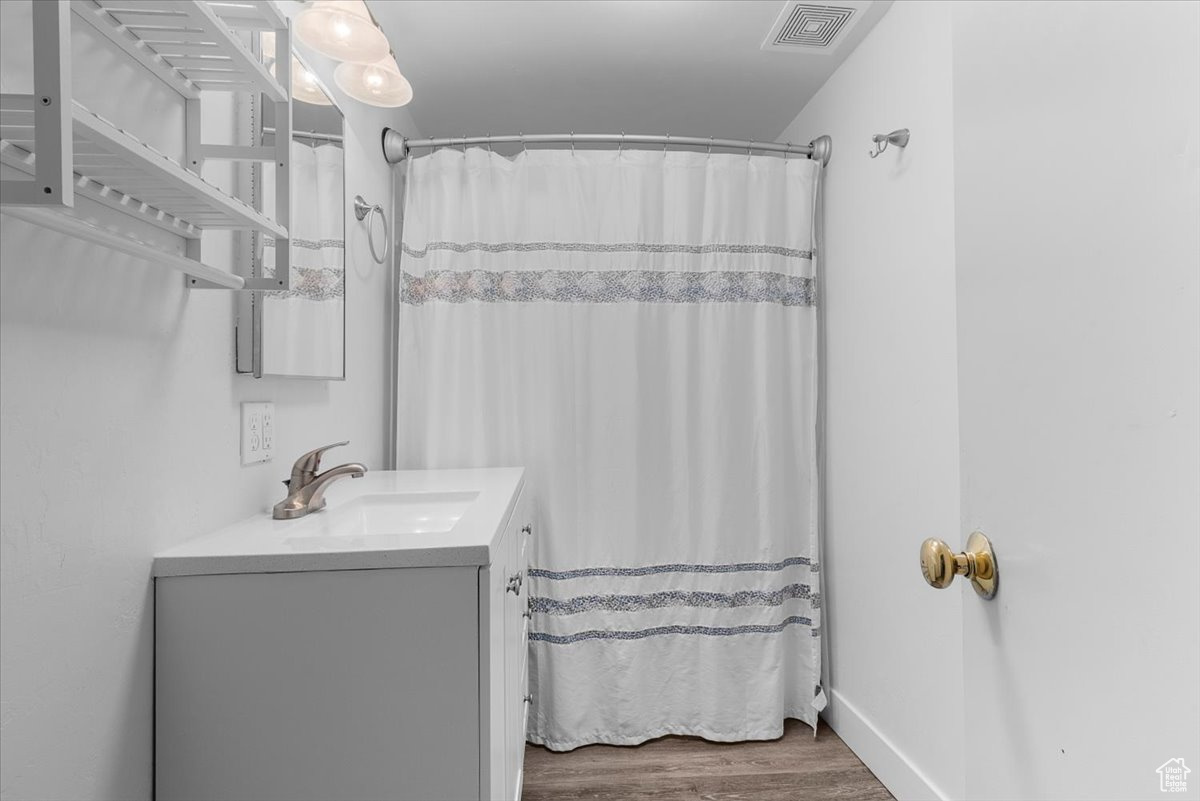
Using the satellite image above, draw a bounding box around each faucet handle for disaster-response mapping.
[289,441,349,488]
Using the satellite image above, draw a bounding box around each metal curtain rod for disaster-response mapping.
[264,126,344,143]
[381,129,832,166]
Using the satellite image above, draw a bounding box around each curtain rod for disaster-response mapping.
[264,127,343,143]
[381,129,832,166]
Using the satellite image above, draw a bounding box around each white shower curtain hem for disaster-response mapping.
[527,712,819,753]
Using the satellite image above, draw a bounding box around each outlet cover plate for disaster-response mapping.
[241,402,274,465]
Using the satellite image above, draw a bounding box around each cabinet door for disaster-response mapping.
[517,523,531,797]
[502,492,532,801]
[481,536,508,801]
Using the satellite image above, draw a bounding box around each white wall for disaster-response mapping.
[777,3,964,799]
[0,6,417,799]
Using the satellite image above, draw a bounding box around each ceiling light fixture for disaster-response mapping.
[294,0,391,64]
[334,56,413,108]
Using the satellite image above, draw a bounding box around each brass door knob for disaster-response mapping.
[919,531,998,600]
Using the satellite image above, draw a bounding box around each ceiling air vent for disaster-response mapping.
[762,1,869,53]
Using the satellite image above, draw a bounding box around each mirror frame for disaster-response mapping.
[236,46,346,381]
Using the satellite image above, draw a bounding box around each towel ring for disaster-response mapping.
[354,194,388,264]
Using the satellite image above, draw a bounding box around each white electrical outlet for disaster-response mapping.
[241,402,274,465]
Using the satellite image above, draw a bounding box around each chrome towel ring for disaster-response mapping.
[353,194,388,264]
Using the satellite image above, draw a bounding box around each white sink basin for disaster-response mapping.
[285,491,480,550]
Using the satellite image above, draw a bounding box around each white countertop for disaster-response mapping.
[154,468,525,578]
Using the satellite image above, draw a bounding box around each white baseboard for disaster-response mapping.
[821,689,953,801]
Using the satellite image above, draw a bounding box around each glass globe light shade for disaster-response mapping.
[294,1,390,64]
[334,57,412,108]
[268,55,332,106]
[290,57,333,106]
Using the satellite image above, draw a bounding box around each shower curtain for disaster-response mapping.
[261,141,344,376]
[397,147,823,749]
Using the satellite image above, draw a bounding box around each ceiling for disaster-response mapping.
[367,1,891,145]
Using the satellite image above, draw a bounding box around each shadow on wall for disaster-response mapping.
[0,215,188,341]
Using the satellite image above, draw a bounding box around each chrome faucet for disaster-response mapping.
[273,441,367,520]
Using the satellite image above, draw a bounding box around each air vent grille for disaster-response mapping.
[762,2,867,53]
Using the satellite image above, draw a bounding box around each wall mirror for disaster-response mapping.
[237,45,345,380]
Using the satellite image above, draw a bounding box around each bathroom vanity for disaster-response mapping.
[153,468,531,801]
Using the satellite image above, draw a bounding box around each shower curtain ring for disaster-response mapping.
[785,143,792,160]
[620,131,625,156]
[748,140,754,160]
[708,136,713,156]
[664,133,669,154]
[520,132,526,155]
[486,134,492,154]
[571,131,575,156]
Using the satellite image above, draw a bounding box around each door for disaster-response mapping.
[950,3,1199,800]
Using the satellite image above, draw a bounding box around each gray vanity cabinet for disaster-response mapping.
[155,483,532,801]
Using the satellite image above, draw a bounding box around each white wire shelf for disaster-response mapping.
[0,95,285,239]
[71,0,288,101]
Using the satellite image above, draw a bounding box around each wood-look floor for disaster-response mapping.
[523,719,894,801]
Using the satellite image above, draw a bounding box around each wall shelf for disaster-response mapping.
[0,0,292,291]
[71,0,288,102]
[1,96,284,237]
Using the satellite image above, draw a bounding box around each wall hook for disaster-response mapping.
[869,128,910,158]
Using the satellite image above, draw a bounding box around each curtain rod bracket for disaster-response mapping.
[382,127,407,162]
[809,135,832,167]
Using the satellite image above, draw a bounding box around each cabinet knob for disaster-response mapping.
[523,694,532,704]
[521,524,532,536]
